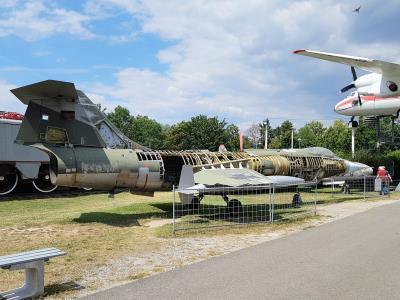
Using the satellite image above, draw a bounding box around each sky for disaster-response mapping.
[0,0,399,130]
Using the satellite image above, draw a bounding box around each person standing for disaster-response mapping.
[376,166,392,195]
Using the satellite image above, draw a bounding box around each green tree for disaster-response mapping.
[164,121,190,150]
[224,124,240,151]
[322,120,351,155]
[269,137,282,149]
[164,115,228,151]
[297,121,325,147]
[354,117,376,150]
[107,106,134,137]
[107,106,165,149]
[278,120,295,148]
[131,115,165,149]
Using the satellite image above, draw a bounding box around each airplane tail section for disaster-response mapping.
[12,80,148,150]
[13,80,106,148]
[11,80,159,191]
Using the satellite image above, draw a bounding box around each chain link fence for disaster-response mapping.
[172,176,400,233]
[321,176,392,200]
[172,182,317,232]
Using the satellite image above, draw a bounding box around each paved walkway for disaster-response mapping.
[83,201,400,299]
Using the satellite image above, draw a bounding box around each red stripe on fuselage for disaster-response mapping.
[336,95,400,109]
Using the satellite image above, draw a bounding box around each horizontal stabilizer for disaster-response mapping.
[11,80,78,105]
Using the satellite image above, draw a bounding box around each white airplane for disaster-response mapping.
[294,50,400,120]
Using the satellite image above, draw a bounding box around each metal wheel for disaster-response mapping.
[0,166,18,195]
[32,164,57,193]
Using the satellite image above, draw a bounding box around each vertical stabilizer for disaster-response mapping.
[178,165,195,189]
[12,80,106,147]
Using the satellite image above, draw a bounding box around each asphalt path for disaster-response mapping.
[83,201,400,300]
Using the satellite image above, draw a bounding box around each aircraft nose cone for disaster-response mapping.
[366,167,373,175]
[334,99,346,113]
[344,161,373,176]
[334,103,339,112]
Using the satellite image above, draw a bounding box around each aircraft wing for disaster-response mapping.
[177,167,305,204]
[193,168,304,187]
[294,49,400,76]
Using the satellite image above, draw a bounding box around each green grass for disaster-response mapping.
[0,192,173,227]
[0,189,397,298]
[0,191,174,297]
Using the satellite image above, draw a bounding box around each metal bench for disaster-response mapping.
[0,248,66,300]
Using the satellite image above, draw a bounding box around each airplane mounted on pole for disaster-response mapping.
[294,49,400,148]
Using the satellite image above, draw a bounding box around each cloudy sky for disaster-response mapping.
[0,0,399,129]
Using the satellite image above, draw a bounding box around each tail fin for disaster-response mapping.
[12,80,149,150]
[178,165,195,189]
[13,80,106,147]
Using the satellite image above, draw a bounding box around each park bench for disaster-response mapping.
[0,248,66,300]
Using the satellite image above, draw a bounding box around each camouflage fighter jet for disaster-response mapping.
[10,80,372,208]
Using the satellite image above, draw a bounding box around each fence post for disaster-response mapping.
[271,183,275,224]
[172,185,176,234]
[363,176,366,200]
[269,184,272,223]
[331,177,334,198]
[314,181,317,216]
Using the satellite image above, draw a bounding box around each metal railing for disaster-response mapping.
[322,176,392,200]
[172,182,318,232]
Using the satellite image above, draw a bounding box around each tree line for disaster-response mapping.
[107,105,400,177]
[107,106,248,151]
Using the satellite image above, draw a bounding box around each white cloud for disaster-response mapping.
[84,0,362,128]
[0,80,26,113]
[2,0,400,130]
[0,1,95,40]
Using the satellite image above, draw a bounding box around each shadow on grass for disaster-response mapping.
[73,203,175,226]
[0,188,104,202]
[44,281,84,297]
[73,212,141,226]
[174,202,315,225]
[73,196,357,228]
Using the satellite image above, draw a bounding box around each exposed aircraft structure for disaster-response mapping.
[10,80,372,207]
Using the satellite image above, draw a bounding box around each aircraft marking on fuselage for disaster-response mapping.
[335,95,400,111]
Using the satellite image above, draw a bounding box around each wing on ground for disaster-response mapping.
[194,168,304,187]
